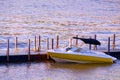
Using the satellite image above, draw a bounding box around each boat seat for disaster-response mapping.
[66,47,72,51]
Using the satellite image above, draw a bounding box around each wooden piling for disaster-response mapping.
[89,44,91,50]
[108,37,110,54]
[89,37,91,50]
[14,37,18,52]
[34,36,37,52]
[56,35,59,49]
[28,39,31,61]
[51,38,54,49]
[94,34,97,50]
[69,38,72,47]
[37,35,41,52]
[112,34,115,50]
[75,35,78,47]
[46,38,50,59]
[46,38,49,50]
[7,39,9,62]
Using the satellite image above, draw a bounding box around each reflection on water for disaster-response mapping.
[50,62,112,71]
[0,61,120,80]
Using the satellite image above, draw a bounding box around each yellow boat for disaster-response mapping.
[47,47,117,63]
[48,37,117,63]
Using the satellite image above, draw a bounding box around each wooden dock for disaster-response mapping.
[0,54,49,63]
[0,50,120,63]
[0,34,120,63]
[101,49,120,59]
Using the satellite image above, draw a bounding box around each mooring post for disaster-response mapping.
[89,44,91,50]
[37,35,41,52]
[94,34,97,50]
[56,35,59,49]
[112,34,115,50]
[14,37,18,52]
[108,37,110,54]
[28,39,31,61]
[34,36,37,52]
[89,37,92,50]
[7,39,10,62]
[46,38,49,59]
[46,38,49,51]
[51,38,54,49]
[69,38,72,47]
[75,35,78,47]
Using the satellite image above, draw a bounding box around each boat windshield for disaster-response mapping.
[66,47,82,52]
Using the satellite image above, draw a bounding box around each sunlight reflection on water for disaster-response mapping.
[0,0,120,50]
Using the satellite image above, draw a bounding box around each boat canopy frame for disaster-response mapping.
[73,37,101,45]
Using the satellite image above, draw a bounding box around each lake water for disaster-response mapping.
[0,61,120,80]
[0,0,120,80]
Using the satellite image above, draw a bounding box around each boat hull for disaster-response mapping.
[48,52,113,63]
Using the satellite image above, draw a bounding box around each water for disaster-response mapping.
[0,0,120,80]
[0,0,120,49]
[0,0,120,41]
[0,61,120,80]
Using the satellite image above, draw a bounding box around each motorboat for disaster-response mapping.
[47,37,117,63]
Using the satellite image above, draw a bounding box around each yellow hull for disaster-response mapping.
[48,52,113,63]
